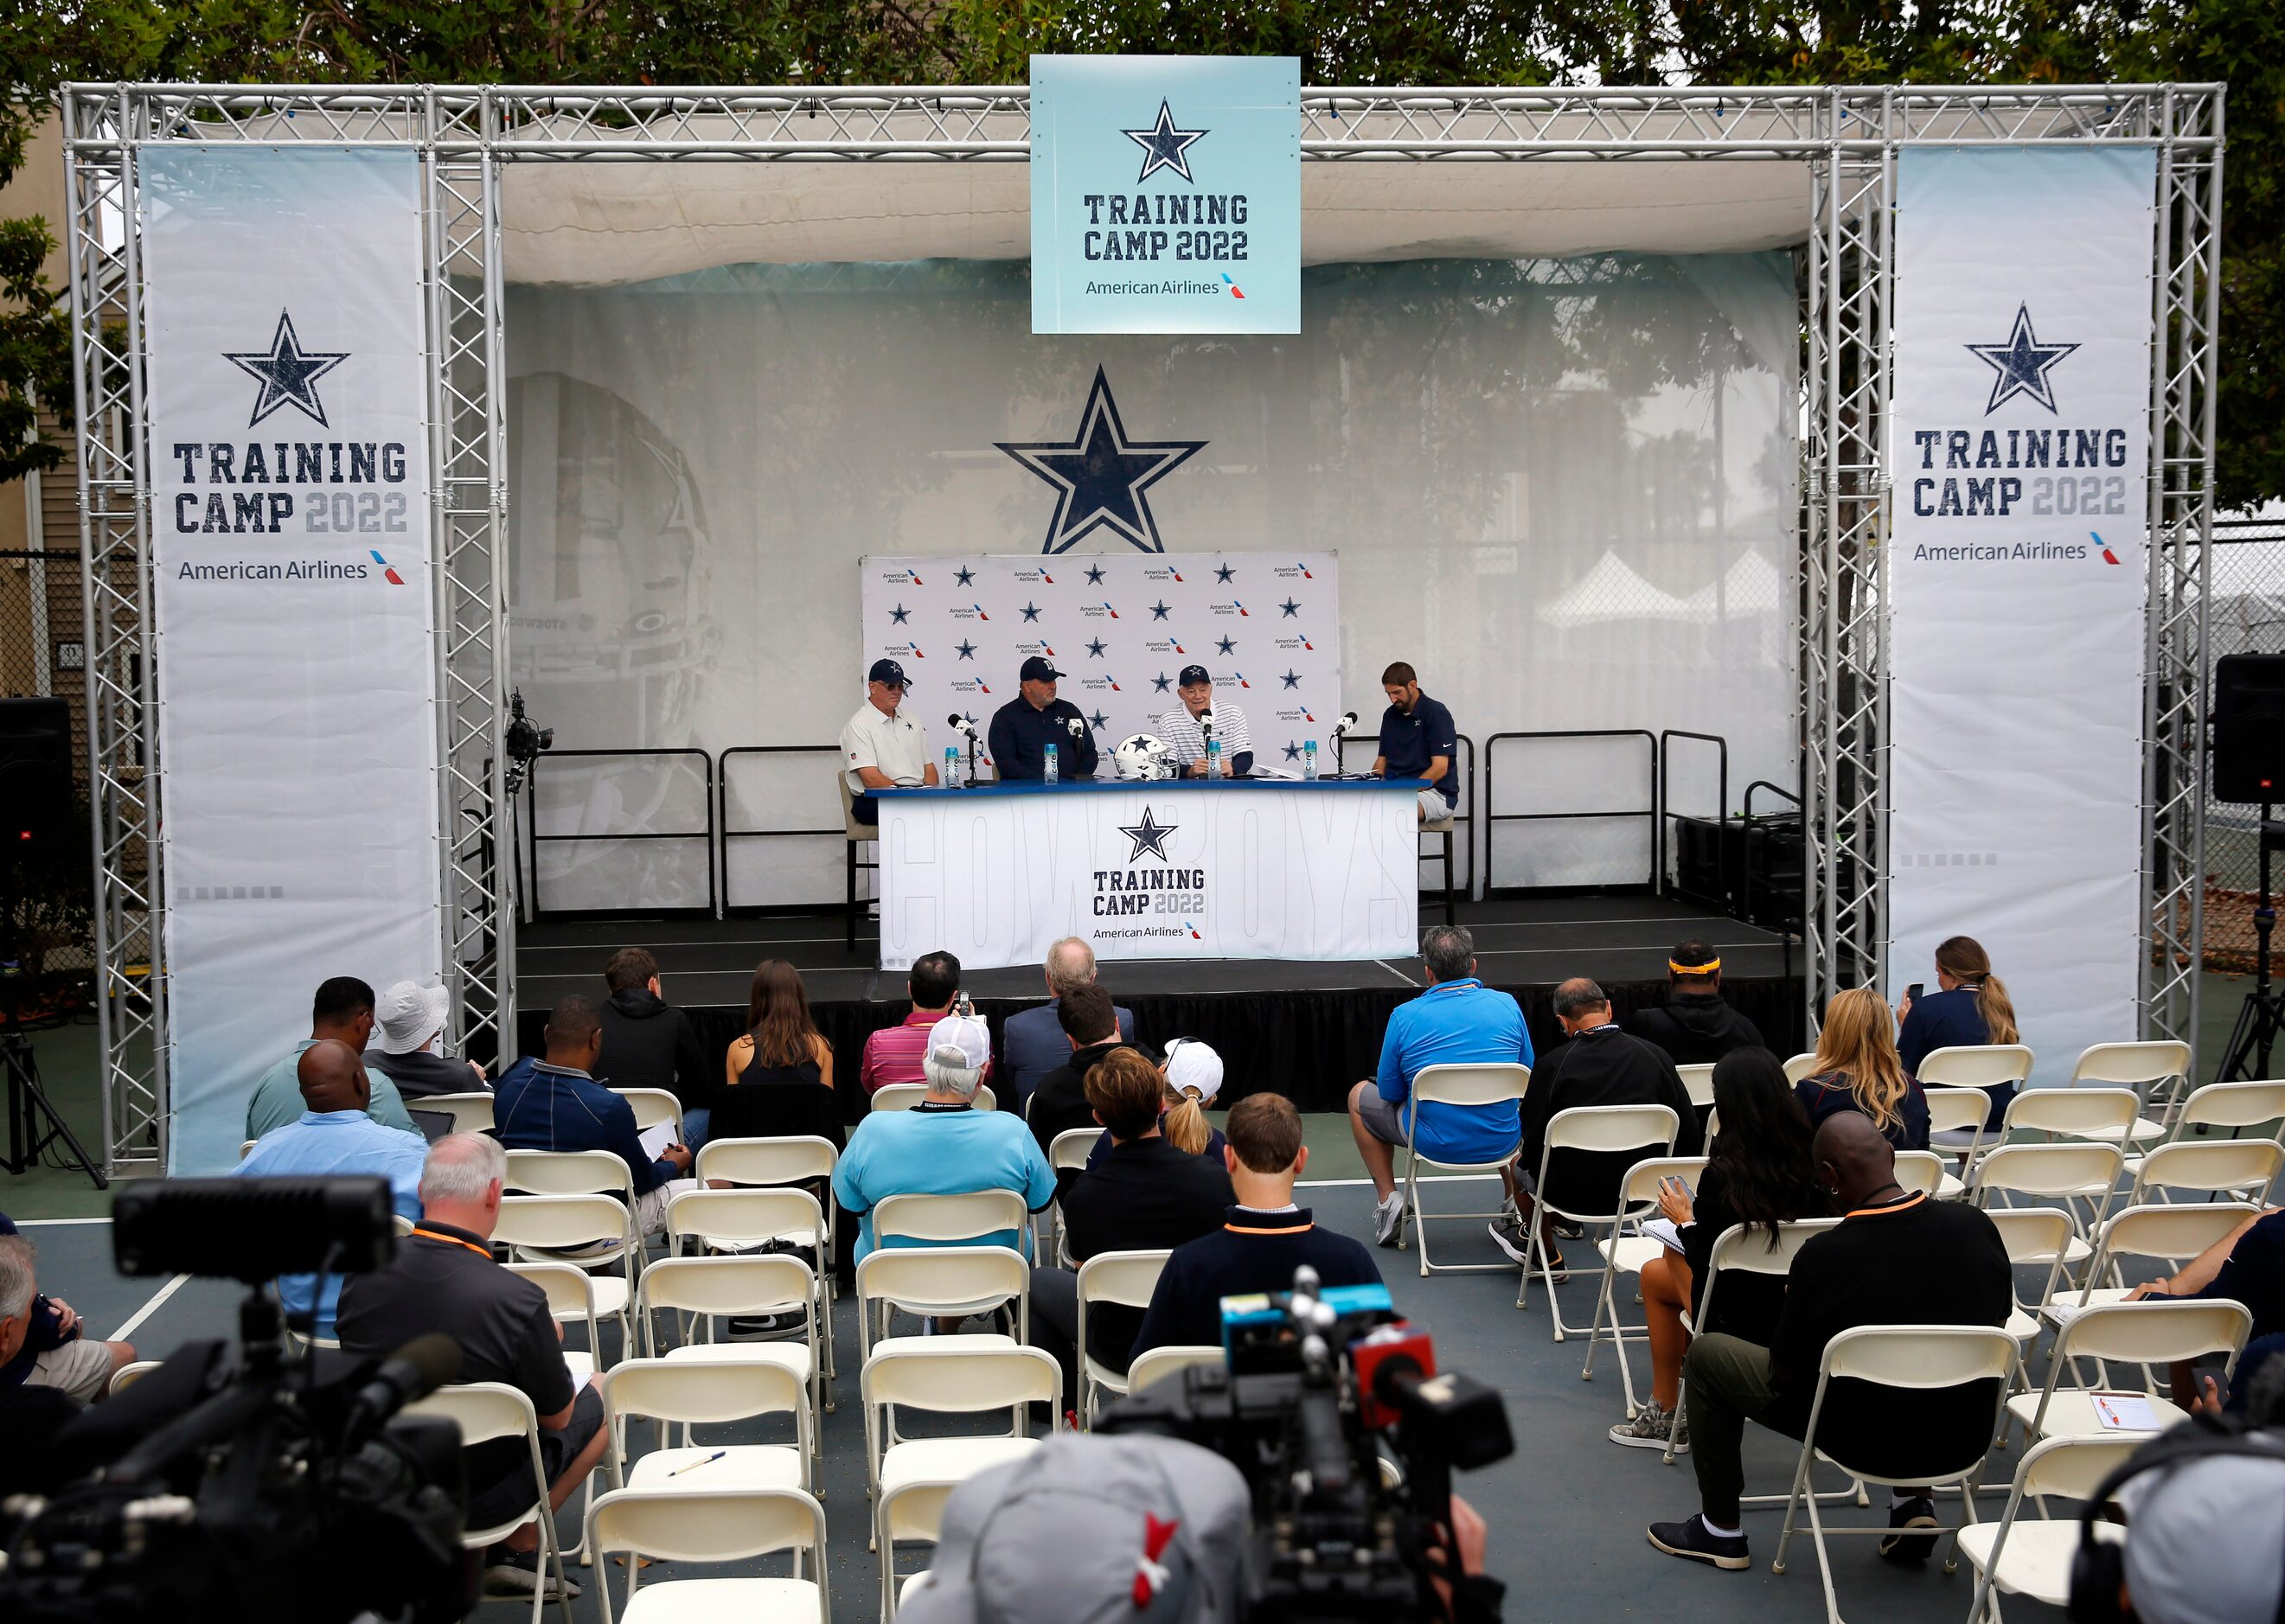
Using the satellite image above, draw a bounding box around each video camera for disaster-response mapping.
[0,1179,472,1624]
[1100,1267,1513,1622]
[502,687,554,796]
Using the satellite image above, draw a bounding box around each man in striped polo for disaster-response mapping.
[1154,664,1254,777]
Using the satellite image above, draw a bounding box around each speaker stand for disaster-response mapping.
[2215,811,2284,1087]
[1,1032,109,1189]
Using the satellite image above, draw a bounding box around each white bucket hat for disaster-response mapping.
[374,980,451,1055]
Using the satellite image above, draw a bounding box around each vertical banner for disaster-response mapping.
[1031,54,1300,335]
[1890,147,2155,1082]
[142,147,440,1171]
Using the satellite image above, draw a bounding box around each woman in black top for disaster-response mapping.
[1609,1047,1830,1453]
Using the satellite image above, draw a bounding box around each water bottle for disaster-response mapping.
[944,745,960,789]
[1303,740,1318,780]
[1044,740,1059,784]
[1206,737,1222,780]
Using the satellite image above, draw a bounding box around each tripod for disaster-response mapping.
[0,858,106,1188]
[2213,807,2284,1086]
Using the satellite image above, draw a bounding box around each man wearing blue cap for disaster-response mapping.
[841,657,936,826]
[988,655,1098,782]
[1155,663,1254,777]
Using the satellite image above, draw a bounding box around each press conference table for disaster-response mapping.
[870,777,1430,972]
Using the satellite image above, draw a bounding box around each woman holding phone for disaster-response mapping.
[1608,1048,1830,1455]
[1895,935,2022,1128]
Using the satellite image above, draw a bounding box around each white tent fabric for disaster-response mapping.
[1685,548,1785,622]
[1537,550,1697,628]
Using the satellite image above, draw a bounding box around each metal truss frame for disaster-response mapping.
[59,81,2223,1172]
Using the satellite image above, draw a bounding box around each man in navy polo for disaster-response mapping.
[1371,661,1459,823]
[988,655,1099,781]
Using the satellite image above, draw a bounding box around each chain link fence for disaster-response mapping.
[2203,512,2285,971]
[1,547,96,985]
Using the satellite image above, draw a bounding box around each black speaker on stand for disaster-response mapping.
[2212,655,2285,1088]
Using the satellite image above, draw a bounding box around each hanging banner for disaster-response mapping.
[1889,146,2155,1083]
[142,146,440,1172]
[1030,54,1300,335]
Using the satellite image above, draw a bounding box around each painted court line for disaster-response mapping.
[12,1216,113,1227]
[109,1272,190,1342]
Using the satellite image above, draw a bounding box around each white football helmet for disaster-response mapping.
[1114,734,1177,781]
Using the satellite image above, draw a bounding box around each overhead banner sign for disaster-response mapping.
[860,551,1341,776]
[142,146,442,1172]
[1030,54,1300,335]
[1889,146,2155,1083]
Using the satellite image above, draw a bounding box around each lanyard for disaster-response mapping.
[411,1227,494,1260]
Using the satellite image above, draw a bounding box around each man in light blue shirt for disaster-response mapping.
[244,975,419,1141]
[1347,924,1534,1247]
[234,1040,426,1337]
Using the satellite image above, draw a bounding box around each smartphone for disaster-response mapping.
[1904,982,1925,1004]
[956,992,975,1019]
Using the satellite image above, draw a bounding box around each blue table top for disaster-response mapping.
[874,776,1431,801]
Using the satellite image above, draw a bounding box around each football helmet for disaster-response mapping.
[1114,734,1177,781]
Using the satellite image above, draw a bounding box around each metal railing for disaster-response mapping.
[718,745,853,917]
[522,748,717,920]
[1741,778,1806,937]
[1482,729,1661,894]
[1659,730,1731,911]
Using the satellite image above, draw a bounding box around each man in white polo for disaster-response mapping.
[1154,663,1254,777]
[841,656,937,827]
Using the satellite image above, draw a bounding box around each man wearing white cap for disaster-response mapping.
[365,980,488,1101]
[831,1014,1056,1266]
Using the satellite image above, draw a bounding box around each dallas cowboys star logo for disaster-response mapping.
[1965,304,2080,415]
[997,367,1206,554]
[889,603,911,625]
[1153,672,1174,692]
[955,639,978,660]
[954,566,976,586]
[1215,635,1236,656]
[1149,600,1171,620]
[1118,806,1180,863]
[1085,563,1106,585]
[1085,636,1108,658]
[1088,710,1110,732]
[1213,564,1235,583]
[1280,668,1302,689]
[1123,100,1208,185]
[1283,741,1303,762]
[1278,598,1300,617]
[224,310,349,429]
[1021,602,1041,623]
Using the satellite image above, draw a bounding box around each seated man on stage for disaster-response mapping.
[840,656,936,826]
[1370,661,1460,824]
[988,656,1098,781]
[1154,663,1254,777]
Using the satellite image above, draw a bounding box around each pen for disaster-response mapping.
[666,1450,728,1477]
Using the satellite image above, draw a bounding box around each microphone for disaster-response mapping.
[1065,714,1085,738]
[1329,711,1359,741]
[946,713,980,739]
[343,1332,462,1443]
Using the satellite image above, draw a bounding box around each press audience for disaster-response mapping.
[0,1222,135,1406]
[1027,984,1140,1165]
[861,950,972,1096]
[337,1134,608,1597]
[1001,937,1136,1108]
[233,1039,426,1337]
[1625,939,1767,1065]
[594,947,713,1144]
[1896,935,2021,1129]
[1648,1114,2011,1572]
[245,975,419,1139]
[1796,987,1930,1149]
[1085,1036,1229,1170]
[362,979,486,1101]
[1349,924,1534,1248]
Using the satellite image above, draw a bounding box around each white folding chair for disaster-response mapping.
[2009,1299,2253,1443]
[874,1188,1032,1276]
[1075,1249,1172,1423]
[419,1090,496,1134]
[2127,1137,2285,1207]
[1578,1154,1708,1416]
[586,1484,829,1624]
[1981,1206,2080,1385]
[871,1082,996,1113]
[108,1359,161,1397]
[1671,1218,1845,1467]
[238,1137,259,1160]
[2138,1077,2285,1153]
[1783,1052,1820,1084]
[502,1149,644,1269]
[1769,1325,2019,1624]
[507,1260,617,1381]
[1125,1344,1223,1395]
[1515,1103,1680,1331]
[2047,1202,2259,1326]
[406,1382,574,1624]
[1676,1064,1717,1109]
[610,1087,682,1135]
[1042,1127,1104,1262]
[855,1245,1030,1363]
[493,1192,641,1336]
[1960,1435,2135,1623]
[668,1186,836,1397]
[694,1135,841,1278]
[1396,1062,1529,1276]
[1923,1087,1995,1190]
[602,1353,812,1497]
[636,1254,825,1480]
[862,1344,1059,1620]
[2070,1041,2192,1138]
[1918,1044,2034,1160]
[1968,1141,2128,1249]
[1893,1149,1955,1199]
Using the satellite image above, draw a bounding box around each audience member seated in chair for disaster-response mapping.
[1608,1049,1830,1455]
[1348,924,1535,1249]
[363,979,487,1101]
[2126,1202,2285,1411]
[1000,937,1136,1113]
[1625,939,1768,1066]
[1132,1093,1382,1361]
[1027,984,1142,1170]
[0,1218,135,1408]
[1895,935,2022,1130]
[338,1134,608,1600]
[595,946,713,1147]
[233,1039,427,1339]
[1795,987,1930,1150]
[1030,1047,1235,1405]
[495,993,697,1241]
[1084,1037,1230,1170]
[244,975,420,1141]
[1646,1115,2011,1573]
[1501,977,1700,1270]
[832,1015,1056,1264]
[713,958,844,1147]
[861,949,979,1097]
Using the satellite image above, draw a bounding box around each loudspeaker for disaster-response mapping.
[2214,654,2285,805]
[0,697,74,848]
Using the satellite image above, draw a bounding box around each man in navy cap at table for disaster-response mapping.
[1155,664,1254,778]
[988,655,1098,782]
[841,656,937,826]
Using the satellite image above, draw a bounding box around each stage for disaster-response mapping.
[511,893,1803,1114]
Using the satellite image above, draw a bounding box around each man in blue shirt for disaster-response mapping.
[1347,924,1533,1246]
[1370,661,1460,823]
[243,975,420,1141]
[234,1039,426,1338]
[987,656,1099,781]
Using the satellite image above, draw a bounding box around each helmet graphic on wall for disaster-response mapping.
[1114,734,1178,781]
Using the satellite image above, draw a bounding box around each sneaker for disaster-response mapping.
[728,1309,808,1338]
[1487,1213,1532,1265]
[1609,1403,1689,1454]
[1372,1191,1406,1248]
[1552,1218,1585,1241]
[1879,1496,1940,1563]
[484,1547,581,1600]
[1647,1515,1751,1571]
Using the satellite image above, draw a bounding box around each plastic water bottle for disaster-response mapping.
[944,745,960,789]
[1044,741,1059,784]
[1303,740,1318,780]
[1207,738,1223,780]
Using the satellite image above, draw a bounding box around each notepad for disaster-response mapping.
[1641,1218,1687,1254]
[637,1122,677,1161]
[2090,1391,2161,1432]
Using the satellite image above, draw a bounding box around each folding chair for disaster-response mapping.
[1968,1141,2128,1246]
[419,1090,496,1135]
[1676,1063,1716,1111]
[585,1484,829,1624]
[1768,1325,2019,1624]
[2071,1039,2194,1135]
[1917,1044,2035,1157]
[2009,1299,2253,1444]
[2002,1084,2151,1150]
[507,1260,616,1380]
[1396,1062,1530,1276]
[1042,1127,1104,1262]
[2046,1202,2259,1325]
[239,1138,259,1160]
[406,1381,574,1624]
[1074,1249,1173,1423]
[602,1353,812,1497]
[1923,1087,1994,1190]
[863,1344,1059,1620]
[1670,1218,1845,1467]
[1892,1149,1956,1200]
[2127,1136,2285,1207]
[1125,1344,1223,1395]
[1783,1052,1820,1084]
[694,1135,841,1282]
[636,1254,825,1480]
[874,1189,1030,1265]
[871,1082,996,1113]
[1515,1103,1680,1329]
[1980,1205,2079,1380]
[1578,1154,1708,1416]
[1959,1435,2135,1624]
[667,1186,835,1394]
[108,1359,161,1397]
[2135,1077,2285,1157]
[493,1193,641,1341]
[855,1245,1030,1362]
[611,1087,682,1136]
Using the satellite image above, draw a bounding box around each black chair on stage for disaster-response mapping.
[1422,802,1458,928]
[836,777,878,953]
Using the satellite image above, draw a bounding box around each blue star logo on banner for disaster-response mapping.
[996,367,1206,554]
[1153,672,1174,692]
[955,638,978,660]
[889,603,911,624]
[1088,709,1110,732]
[224,310,349,429]
[1085,563,1107,585]
[1215,635,1236,656]
[1281,668,1302,689]
[1282,741,1303,762]
[1021,601,1041,623]
[1213,564,1236,583]
[1118,806,1180,862]
[1149,600,1171,620]
[1123,100,1208,185]
[1278,598,1301,617]
[954,566,976,586]
[1085,636,1108,658]
[1965,304,2080,415]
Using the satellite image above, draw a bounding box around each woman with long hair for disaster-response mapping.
[1897,934,2022,1126]
[1796,986,1929,1149]
[1610,1048,1830,1452]
[1084,1037,1232,1169]
[724,959,835,1092]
